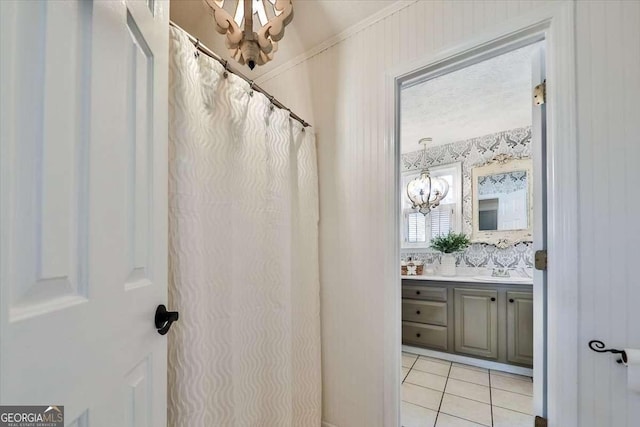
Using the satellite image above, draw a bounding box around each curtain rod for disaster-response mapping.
[169,20,311,128]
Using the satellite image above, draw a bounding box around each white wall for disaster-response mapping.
[575,1,640,426]
[253,1,640,426]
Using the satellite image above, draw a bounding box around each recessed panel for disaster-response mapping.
[125,10,154,290]
[125,357,152,427]
[7,0,92,321]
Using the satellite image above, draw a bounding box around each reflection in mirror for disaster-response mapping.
[477,171,529,231]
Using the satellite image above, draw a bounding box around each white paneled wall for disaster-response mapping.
[255,1,640,426]
[576,1,640,427]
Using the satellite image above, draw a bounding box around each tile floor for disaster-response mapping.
[402,352,534,427]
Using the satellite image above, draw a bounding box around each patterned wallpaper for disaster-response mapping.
[401,126,533,269]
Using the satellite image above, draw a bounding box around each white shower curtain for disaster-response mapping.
[167,28,321,426]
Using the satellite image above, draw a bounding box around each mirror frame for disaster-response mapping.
[471,154,533,248]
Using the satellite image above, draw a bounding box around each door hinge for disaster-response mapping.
[534,80,546,105]
[535,250,547,271]
[535,416,548,427]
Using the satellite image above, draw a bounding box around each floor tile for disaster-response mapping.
[452,362,488,373]
[489,369,532,382]
[435,413,486,427]
[491,388,533,415]
[439,394,492,426]
[403,353,419,368]
[490,373,533,396]
[448,366,489,387]
[492,406,535,427]
[444,378,490,404]
[419,355,452,366]
[402,383,443,411]
[405,369,448,391]
[401,401,438,427]
[413,358,451,377]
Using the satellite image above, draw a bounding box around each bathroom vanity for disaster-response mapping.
[402,275,533,367]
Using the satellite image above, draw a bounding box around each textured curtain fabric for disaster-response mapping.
[167,27,321,427]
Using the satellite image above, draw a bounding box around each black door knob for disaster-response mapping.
[155,304,179,335]
[509,298,515,303]
[491,297,496,302]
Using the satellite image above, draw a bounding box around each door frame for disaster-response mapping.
[383,2,577,426]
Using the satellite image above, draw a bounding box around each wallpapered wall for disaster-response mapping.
[401,126,533,269]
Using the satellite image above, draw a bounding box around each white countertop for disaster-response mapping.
[401,267,533,285]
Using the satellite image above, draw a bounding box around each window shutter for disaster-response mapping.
[431,204,453,238]
[407,212,427,243]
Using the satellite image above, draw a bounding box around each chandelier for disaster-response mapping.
[204,0,294,69]
[406,138,449,215]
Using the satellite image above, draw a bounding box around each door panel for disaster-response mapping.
[0,1,169,425]
[454,288,498,359]
[507,291,534,366]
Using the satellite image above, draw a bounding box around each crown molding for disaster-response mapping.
[255,0,417,84]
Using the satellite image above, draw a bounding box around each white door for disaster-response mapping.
[0,0,169,425]
[531,44,547,419]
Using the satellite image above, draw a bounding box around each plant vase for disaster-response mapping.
[440,253,456,276]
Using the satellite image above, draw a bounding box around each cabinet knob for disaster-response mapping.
[416,333,421,338]
[491,297,496,302]
[509,298,515,303]
[416,291,421,295]
[416,310,421,315]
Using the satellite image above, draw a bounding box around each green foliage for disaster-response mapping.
[430,232,471,254]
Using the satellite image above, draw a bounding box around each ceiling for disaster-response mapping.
[169,0,400,80]
[401,42,543,154]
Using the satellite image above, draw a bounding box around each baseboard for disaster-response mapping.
[322,422,339,427]
[402,345,534,377]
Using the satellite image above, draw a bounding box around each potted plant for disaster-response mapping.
[430,232,471,276]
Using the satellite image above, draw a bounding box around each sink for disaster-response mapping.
[472,276,532,283]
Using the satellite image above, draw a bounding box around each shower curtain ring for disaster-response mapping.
[222,60,229,78]
[249,80,254,96]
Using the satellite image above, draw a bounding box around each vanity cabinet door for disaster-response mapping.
[507,291,534,366]
[454,288,498,359]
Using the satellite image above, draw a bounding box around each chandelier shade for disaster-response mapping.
[406,138,450,215]
[204,0,294,69]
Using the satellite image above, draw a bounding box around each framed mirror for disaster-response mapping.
[471,155,533,247]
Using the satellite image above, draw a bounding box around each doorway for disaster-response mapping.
[397,40,545,427]
[384,6,580,424]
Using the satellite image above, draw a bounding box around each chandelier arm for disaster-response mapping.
[243,0,253,40]
[256,0,293,54]
[204,0,243,46]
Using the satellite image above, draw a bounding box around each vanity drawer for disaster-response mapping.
[402,321,448,351]
[402,299,447,326]
[402,285,447,302]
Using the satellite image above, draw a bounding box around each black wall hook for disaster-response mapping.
[588,340,627,364]
[155,304,179,335]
